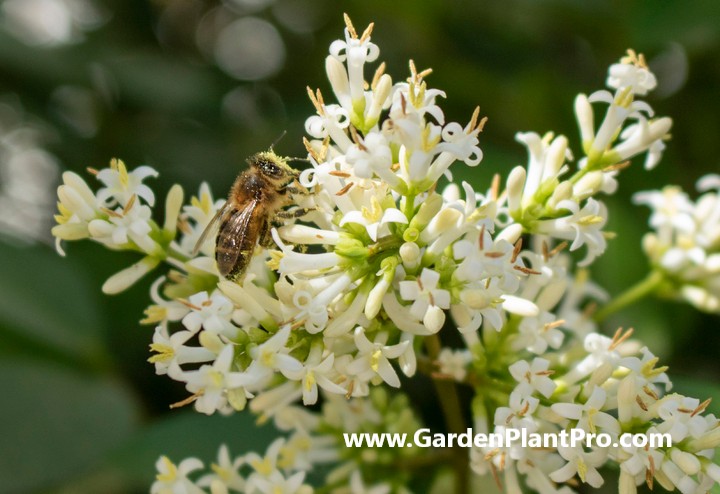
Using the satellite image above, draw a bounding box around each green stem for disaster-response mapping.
[403,193,416,222]
[424,334,469,494]
[593,270,665,323]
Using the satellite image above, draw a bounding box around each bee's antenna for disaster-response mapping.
[287,156,311,163]
[268,131,310,163]
[269,131,287,151]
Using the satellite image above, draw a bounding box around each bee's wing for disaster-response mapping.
[215,199,264,279]
[192,201,229,257]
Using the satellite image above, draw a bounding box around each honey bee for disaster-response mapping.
[194,151,303,281]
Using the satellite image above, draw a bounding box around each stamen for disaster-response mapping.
[349,126,367,150]
[489,463,503,492]
[123,194,137,214]
[609,327,634,350]
[101,207,122,218]
[178,298,202,311]
[306,87,325,115]
[476,116,488,132]
[646,455,655,490]
[343,13,357,39]
[691,398,712,417]
[514,265,542,275]
[548,241,569,258]
[543,319,565,332]
[360,22,374,43]
[635,395,648,412]
[302,137,319,163]
[467,106,480,133]
[335,182,354,196]
[489,173,500,201]
[511,238,523,263]
[371,62,386,90]
[345,380,355,399]
[602,160,631,172]
[170,392,201,409]
[643,385,659,401]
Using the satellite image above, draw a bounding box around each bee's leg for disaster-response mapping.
[258,220,274,248]
[284,185,311,196]
[277,207,315,219]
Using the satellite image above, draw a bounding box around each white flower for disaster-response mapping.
[197,445,245,492]
[182,345,253,415]
[512,132,570,211]
[537,198,607,266]
[618,432,664,480]
[178,182,225,256]
[552,387,620,435]
[88,201,161,255]
[96,159,158,206]
[294,347,346,405]
[508,358,556,398]
[247,471,310,494]
[339,195,408,241]
[513,311,564,355]
[328,16,379,109]
[399,268,451,332]
[245,326,303,388]
[181,291,237,337]
[607,53,657,95]
[345,130,393,179]
[52,171,102,254]
[436,348,471,381]
[549,445,607,488]
[656,396,706,443]
[148,325,214,377]
[613,117,672,169]
[345,328,409,387]
[635,178,720,313]
[494,389,539,431]
[151,456,205,494]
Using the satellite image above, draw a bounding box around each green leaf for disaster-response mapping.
[0,358,140,493]
[0,241,108,369]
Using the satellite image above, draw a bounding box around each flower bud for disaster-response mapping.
[507,166,526,215]
[574,171,604,200]
[670,449,701,476]
[399,241,421,270]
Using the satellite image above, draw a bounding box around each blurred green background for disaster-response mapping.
[0,0,718,493]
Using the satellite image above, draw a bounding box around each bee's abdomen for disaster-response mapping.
[215,205,263,281]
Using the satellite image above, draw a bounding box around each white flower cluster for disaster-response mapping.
[151,388,422,494]
[635,175,720,312]
[139,14,543,419]
[52,157,173,292]
[51,16,719,494]
[471,330,720,494]
[507,49,672,266]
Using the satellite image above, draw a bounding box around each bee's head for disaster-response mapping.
[249,151,298,183]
